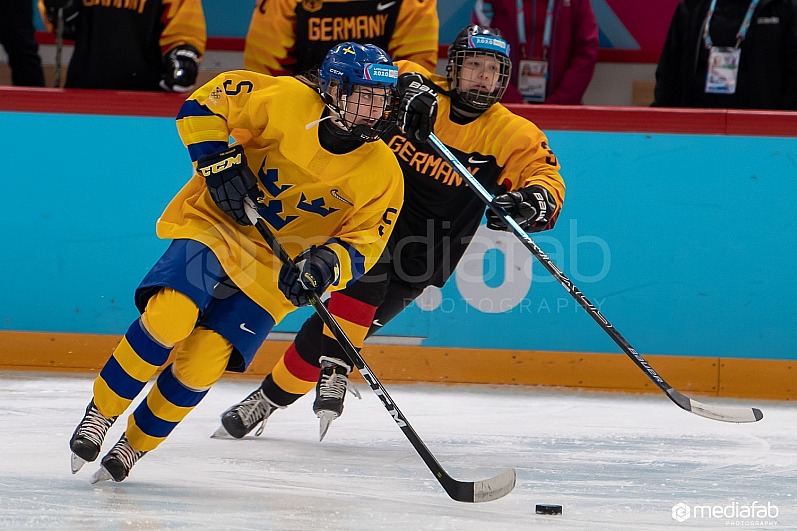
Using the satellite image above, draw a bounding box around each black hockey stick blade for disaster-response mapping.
[243,200,517,502]
[451,468,517,503]
[426,133,763,424]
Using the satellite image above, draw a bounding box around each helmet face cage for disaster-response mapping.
[447,27,512,109]
[318,43,400,142]
[327,82,399,142]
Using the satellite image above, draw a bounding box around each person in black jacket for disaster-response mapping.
[653,0,797,109]
[0,0,45,86]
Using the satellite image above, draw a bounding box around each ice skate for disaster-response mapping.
[314,356,361,441]
[90,435,146,483]
[213,388,280,439]
[69,400,117,474]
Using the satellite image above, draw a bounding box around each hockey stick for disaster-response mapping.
[243,200,516,503]
[54,8,64,88]
[427,133,763,424]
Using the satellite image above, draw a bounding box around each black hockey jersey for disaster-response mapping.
[39,0,206,90]
[382,62,566,288]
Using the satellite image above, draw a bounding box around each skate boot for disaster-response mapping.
[69,400,118,474]
[314,356,361,441]
[90,435,146,483]
[214,388,280,439]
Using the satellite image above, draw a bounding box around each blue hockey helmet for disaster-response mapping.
[317,42,400,141]
[447,25,512,109]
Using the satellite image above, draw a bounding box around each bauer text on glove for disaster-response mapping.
[486,185,559,233]
[397,73,438,142]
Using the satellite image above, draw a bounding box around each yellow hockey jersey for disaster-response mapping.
[243,0,438,76]
[161,71,404,321]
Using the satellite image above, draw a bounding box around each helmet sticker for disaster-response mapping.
[467,35,510,56]
[363,64,399,84]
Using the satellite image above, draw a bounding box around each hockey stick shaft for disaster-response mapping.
[54,8,64,88]
[427,133,762,423]
[243,200,515,502]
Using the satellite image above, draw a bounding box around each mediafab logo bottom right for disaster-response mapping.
[672,502,779,526]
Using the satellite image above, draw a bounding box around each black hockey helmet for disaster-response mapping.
[447,25,512,110]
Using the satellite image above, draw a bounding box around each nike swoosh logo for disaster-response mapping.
[377,1,396,10]
[239,323,256,335]
[331,189,354,206]
[468,156,489,164]
[372,319,384,327]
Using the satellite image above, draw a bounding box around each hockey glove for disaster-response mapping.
[397,73,438,142]
[160,45,200,93]
[279,246,341,307]
[486,185,559,233]
[43,0,79,40]
[196,145,263,226]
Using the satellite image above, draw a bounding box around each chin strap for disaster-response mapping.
[304,115,335,130]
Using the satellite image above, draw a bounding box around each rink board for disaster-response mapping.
[1,92,795,399]
[1,330,794,400]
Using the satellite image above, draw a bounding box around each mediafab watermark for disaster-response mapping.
[672,501,779,526]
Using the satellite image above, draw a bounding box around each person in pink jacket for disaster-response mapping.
[473,0,599,104]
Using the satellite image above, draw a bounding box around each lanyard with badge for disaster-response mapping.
[703,0,760,94]
[516,0,555,102]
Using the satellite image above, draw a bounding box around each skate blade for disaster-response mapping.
[71,453,87,474]
[90,467,113,484]
[210,425,233,439]
[317,411,339,442]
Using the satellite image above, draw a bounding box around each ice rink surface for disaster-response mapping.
[1,371,794,530]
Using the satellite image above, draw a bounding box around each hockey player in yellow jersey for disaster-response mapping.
[67,42,436,483]
[244,0,438,76]
[216,25,566,441]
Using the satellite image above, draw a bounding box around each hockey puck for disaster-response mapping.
[535,504,563,515]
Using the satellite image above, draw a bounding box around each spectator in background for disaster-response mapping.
[244,0,438,76]
[653,0,797,110]
[39,0,206,91]
[0,0,46,86]
[473,0,599,104]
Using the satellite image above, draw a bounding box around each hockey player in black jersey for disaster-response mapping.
[216,25,566,441]
[39,0,206,91]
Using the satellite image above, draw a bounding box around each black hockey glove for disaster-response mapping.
[397,73,438,142]
[279,246,341,307]
[486,185,559,233]
[160,45,200,93]
[196,145,263,226]
[43,0,79,40]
